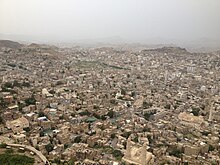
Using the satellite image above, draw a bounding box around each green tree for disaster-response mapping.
[23,127,30,132]
[5,148,14,154]
[122,132,131,139]
[164,104,171,109]
[0,97,7,108]
[0,153,34,165]
[168,147,183,158]
[111,133,116,139]
[45,143,54,153]
[107,110,115,118]
[143,101,152,109]
[208,145,215,152]
[144,112,155,120]
[133,136,139,143]
[0,116,4,124]
[38,111,46,117]
[74,136,82,143]
[25,96,36,106]
[64,144,69,149]
[2,82,13,88]
[79,110,91,116]
[112,149,124,160]
[39,131,44,137]
[121,89,126,95]
[192,107,200,116]
[22,82,31,88]
[0,143,7,148]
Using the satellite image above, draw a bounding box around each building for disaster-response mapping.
[122,137,155,165]
[6,116,29,134]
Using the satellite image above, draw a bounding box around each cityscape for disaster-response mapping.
[0,40,219,164]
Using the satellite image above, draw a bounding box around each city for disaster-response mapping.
[0,40,219,164]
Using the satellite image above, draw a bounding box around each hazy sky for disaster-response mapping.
[0,0,220,43]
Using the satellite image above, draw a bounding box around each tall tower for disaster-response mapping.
[164,70,169,84]
[208,98,213,122]
[125,137,131,158]
[141,142,147,165]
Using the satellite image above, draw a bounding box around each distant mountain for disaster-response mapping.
[141,46,189,54]
[180,38,220,53]
[0,40,23,49]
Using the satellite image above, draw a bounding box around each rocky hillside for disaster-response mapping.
[0,40,23,49]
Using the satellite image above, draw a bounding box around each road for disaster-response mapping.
[7,143,50,165]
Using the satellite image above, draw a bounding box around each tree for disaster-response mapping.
[168,147,183,158]
[0,153,34,165]
[0,97,7,108]
[0,116,3,124]
[25,96,36,106]
[121,89,126,95]
[13,80,21,88]
[49,89,55,94]
[23,127,30,132]
[5,148,14,154]
[143,101,152,109]
[18,101,25,112]
[93,105,99,110]
[111,133,116,139]
[122,132,131,139]
[52,158,61,164]
[110,99,117,105]
[64,144,69,149]
[35,145,39,150]
[122,141,127,149]
[79,110,90,116]
[164,104,171,109]
[131,91,136,97]
[192,107,200,116]
[144,112,155,121]
[133,136,139,143]
[39,131,44,137]
[38,111,45,117]
[93,113,101,119]
[101,115,107,120]
[107,110,115,118]
[201,131,210,136]
[143,127,151,132]
[0,143,7,148]
[68,159,75,165]
[208,145,215,152]
[74,136,82,143]
[22,82,31,88]
[147,135,153,144]
[45,143,54,153]
[112,149,124,160]
[2,82,13,88]
[174,104,178,109]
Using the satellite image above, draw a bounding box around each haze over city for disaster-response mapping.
[1,0,220,47]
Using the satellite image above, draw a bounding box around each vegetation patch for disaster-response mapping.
[0,153,34,165]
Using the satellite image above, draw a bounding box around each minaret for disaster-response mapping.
[141,142,147,165]
[2,76,6,83]
[164,70,168,84]
[208,99,213,122]
[125,136,131,158]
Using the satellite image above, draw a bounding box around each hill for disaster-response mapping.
[0,40,23,49]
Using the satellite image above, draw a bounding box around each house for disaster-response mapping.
[6,116,29,134]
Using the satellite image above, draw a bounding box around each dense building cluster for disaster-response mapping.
[0,40,219,164]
